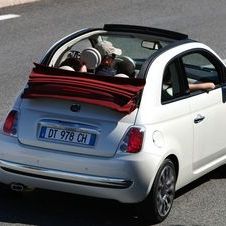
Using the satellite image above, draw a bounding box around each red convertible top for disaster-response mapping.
[21,64,145,114]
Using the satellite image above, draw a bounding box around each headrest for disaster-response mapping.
[59,65,75,71]
[114,73,129,78]
[80,47,101,70]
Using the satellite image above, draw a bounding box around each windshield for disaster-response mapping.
[49,30,172,78]
[101,34,169,60]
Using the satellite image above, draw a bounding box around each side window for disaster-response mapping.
[161,61,184,102]
[181,52,220,92]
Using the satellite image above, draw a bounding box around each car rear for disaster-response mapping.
[17,97,138,158]
[0,88,161,203]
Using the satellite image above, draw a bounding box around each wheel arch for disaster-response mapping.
[165,154,179,180]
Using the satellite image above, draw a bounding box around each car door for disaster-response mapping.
[179,50,226,173]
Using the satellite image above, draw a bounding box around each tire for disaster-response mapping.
[140,159,176,224]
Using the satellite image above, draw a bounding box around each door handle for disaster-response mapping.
[194,114,205,124]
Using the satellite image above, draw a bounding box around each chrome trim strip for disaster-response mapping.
[0,159,132,189]
[38,119,101,133]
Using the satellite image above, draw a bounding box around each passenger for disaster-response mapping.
[163,69,215,93]
[162,70,215,102]
[95,41,122,76]
[59,57,87,72]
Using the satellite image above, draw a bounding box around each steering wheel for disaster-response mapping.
[67,50,81,59]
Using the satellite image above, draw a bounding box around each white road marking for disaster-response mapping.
[0,14,20,21]
[0,0,39,9]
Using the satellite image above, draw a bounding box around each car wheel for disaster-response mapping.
[141,159,176,223]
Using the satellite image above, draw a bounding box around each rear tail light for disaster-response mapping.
[3,110,19,136]
[119,127,144,153]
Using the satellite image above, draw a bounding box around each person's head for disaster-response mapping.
[59,57,81,71]
[101,54,115,67]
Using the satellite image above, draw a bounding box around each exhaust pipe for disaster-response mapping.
[10,183,25,192]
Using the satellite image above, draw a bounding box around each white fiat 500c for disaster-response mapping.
[0,24,226,223]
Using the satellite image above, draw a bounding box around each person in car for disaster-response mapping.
[59,57,87,72]
[163,68,216,95]
[95,40,122,76]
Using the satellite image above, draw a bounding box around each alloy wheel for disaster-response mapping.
[156,164,175,217]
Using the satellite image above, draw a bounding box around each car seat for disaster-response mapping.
[115,56,136,77]
[80,47,102,72]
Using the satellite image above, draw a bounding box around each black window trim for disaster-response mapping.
[161,48,226,105]
[179,48,225,84]
[161,58,189,105]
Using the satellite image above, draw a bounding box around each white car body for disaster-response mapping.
[0,24,225,223]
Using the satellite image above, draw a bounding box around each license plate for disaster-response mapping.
[39,126,96,146]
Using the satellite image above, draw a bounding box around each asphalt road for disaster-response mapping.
[0,0,226,225]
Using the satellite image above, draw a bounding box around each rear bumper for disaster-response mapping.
[0,159,132,189]
[0,133,162,203]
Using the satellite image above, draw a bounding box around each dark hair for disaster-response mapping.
[60,58,81,71]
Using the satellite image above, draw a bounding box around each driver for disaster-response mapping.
[59,51,87,72]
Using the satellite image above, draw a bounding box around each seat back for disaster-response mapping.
[80,48,102,71]
[115,56,136,77]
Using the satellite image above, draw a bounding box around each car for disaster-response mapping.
[0,24,226,223]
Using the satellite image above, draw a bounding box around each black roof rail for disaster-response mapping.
[103,24,188,40]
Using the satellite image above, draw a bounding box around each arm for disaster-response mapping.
[189,82,215,91]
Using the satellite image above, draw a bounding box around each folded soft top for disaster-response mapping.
[21,64,146,114]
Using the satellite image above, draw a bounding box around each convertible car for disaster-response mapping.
[0,24,226,223]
